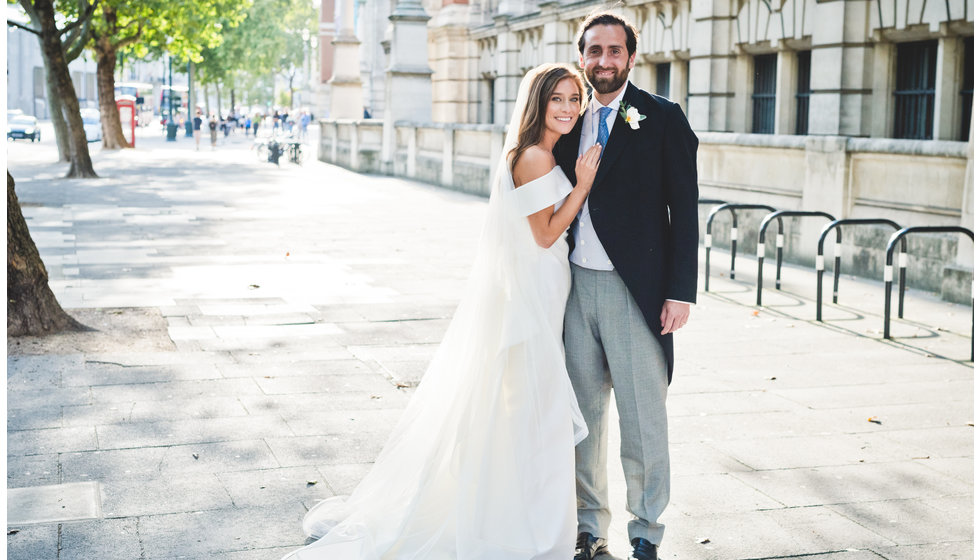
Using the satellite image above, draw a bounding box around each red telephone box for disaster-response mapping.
[116,96,137,147]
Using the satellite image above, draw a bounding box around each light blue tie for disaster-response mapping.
[596,106,613,152]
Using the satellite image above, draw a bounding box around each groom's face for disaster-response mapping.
[580,24,636,95]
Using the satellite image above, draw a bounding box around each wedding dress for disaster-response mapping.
[283,68,587,560]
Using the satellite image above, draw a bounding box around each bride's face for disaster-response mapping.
[544,77,582,136]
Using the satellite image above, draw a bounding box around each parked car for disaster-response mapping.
[80,109,101,142]
[7,114,40,142]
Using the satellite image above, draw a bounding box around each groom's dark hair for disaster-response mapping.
[576,11,639,56]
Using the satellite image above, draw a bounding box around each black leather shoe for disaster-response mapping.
[574,532,608,560]
[629,537,658,560]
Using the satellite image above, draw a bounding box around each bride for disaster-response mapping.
[282,63,602,560]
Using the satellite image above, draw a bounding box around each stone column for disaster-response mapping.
[774,49,796,135]
[669,59,689,114]
[869,38,895,138]
[430,0,472,123]
[687,0,736,132]
[943,108,974,303]
[732,53,752,133]
[494,21,521,126]
[933,35,960,140]
[317,0,336,117]
[539,2,573,64]
[956,107,974,266]
[807,0,874,136]
[381,0,433,173]
[330,0,364,119]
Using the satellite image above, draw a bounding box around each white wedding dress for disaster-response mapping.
[282,69,586,560]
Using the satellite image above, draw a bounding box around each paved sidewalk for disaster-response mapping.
[6,127,973,559]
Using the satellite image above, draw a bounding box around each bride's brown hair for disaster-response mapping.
[508,64,587,174]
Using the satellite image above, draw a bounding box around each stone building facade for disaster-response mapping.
[319,0,974,302]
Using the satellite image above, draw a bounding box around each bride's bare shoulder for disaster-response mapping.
[513,146,557,188]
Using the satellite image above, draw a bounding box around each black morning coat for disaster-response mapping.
[554,82,700,383]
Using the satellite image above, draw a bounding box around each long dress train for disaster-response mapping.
[282,65,585,560]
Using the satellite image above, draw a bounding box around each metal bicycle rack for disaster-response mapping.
[698,198,728,207]
[815,219,903,321]
[704,204,776,291]
[754,211,835,306]
[883,226,974,360]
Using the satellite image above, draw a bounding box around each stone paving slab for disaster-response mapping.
[6,127,972,559]
[7,482,102,525]
[6,454,61,488]
[58,518,144,560]
[729,461,972,507]
[94,415,294,450]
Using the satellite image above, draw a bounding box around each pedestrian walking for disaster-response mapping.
[300,112,310,140]
[193,110,203,151]
[208,115,218,149]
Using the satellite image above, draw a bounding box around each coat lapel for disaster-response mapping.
[591,83,641,190]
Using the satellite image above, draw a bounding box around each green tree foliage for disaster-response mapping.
[90,0,251,148]
[197,0,317,111]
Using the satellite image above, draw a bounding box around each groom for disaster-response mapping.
[554,11,699,560]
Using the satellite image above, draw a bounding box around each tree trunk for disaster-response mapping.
[216,82,223,119]
[7,172,86,336]
[33,0,98,178]
[93,11,132,149]
[203,82,211,118]
[41,53,71,162]
[231,87,235,115]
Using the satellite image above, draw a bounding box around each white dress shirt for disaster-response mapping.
[569,82,693,305]
[569,83,628,271]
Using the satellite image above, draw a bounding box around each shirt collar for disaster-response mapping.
[590,80,630,115]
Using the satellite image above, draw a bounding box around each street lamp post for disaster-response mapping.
[166,54,178,141]
[185,60,194,137]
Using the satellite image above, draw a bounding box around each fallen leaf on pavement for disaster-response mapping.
[307,480,318,486]
[698,538,711,544]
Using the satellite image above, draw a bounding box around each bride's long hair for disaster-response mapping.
[508,64,587,174]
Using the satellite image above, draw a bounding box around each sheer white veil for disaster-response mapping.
[284,64,584,560]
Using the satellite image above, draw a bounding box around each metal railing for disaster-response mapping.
[755,211,835,305]
[883,226,974,360]
[815,219,904,321]
[704,204,777,291]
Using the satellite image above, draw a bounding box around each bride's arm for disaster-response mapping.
[514,145,601,249]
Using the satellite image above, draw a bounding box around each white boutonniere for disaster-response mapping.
[619,101,646,130]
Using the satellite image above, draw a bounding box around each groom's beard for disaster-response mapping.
[585,65,630,94]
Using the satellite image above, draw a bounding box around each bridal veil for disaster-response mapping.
[285,64,587,560]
